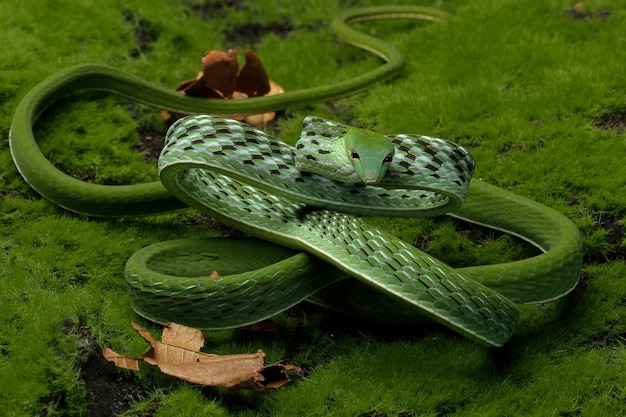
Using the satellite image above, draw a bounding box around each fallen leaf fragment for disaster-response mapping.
[104,321,300,390]
[163,48,284,127]
[234,49,271,98]
[160,321,204,351]
[103,346,140,371]
[177,49,239,98]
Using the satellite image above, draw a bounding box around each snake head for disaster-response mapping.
[344,128,395,185]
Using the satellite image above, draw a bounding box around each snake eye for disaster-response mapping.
[383,154,393,163]
[351,151,360,160]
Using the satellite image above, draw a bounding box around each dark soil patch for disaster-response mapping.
[123,10,160,57]
[186,0,244,21]
[497,138,545,155]
[563,6,612,20]
[582,325,626,349]
[137,129,166,162]
[222,21,295,47]
[594,109,626,135]
[67,321,155,417]
[184,0,294,46]
[574,271,593,291]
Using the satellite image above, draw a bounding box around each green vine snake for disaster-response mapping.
[9,6,582,347]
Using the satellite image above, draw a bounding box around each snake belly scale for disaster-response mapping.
[8,6,583,347]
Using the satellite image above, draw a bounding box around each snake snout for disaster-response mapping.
[361,167,386,185]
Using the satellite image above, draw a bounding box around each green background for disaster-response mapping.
[1,0,625,416]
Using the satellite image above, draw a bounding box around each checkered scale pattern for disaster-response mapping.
[133,115,520,347]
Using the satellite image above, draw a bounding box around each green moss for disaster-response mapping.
[1,0,626,415]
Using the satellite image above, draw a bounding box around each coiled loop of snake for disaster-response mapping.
[147,115,521,346]
[123,113,580,348]
[8,6,582,347]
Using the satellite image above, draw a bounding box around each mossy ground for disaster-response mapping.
[1,0,625,416]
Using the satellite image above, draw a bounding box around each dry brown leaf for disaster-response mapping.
[235,49,271,97]
[177,49,239,98]
[102,346,140,371]
[103,321,300,390]
[164,48,284,127]
[233,79,285,127]
[161,322,205,351]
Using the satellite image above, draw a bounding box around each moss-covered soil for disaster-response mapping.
[1,0,625,416]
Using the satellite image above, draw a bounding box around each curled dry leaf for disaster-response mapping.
[103,321,300,391]
[103,346,140,371]
[165,49,284,127]
[177,49,239,98]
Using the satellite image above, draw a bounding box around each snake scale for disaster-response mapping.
[8,6,582,347]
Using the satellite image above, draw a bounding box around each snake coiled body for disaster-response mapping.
[8,6,582,347]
